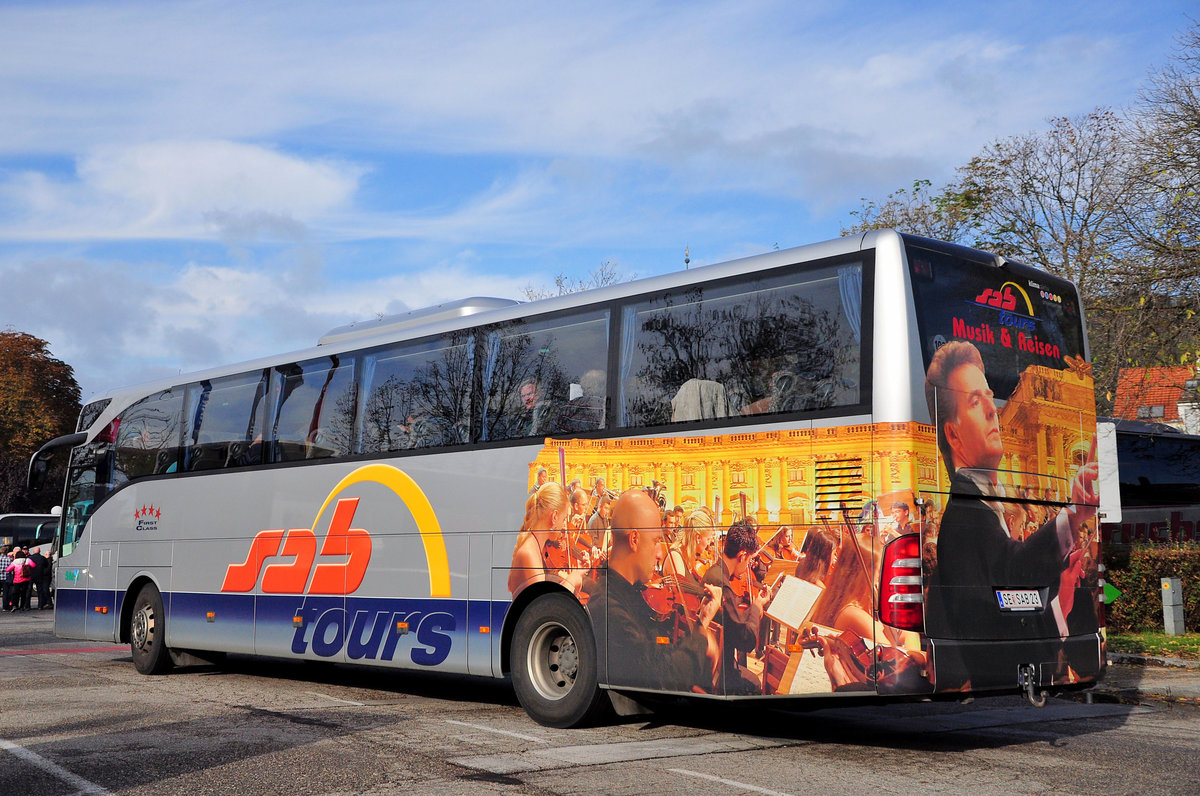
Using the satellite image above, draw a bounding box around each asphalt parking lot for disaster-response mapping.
[3,609,1198,795]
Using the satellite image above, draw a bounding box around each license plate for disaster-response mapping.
[996,589,1043,611]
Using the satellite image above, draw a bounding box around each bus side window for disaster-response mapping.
[272,356,357,462]
[113,388,185,479]
[360,332,473,453]
[183,372,269,471]
[618,264,861,428]
[480,312,608,442]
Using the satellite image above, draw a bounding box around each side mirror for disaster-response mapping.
[28,456,49,492]
[27,432,88,493]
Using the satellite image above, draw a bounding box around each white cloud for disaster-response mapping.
[80,141,361,227]
[0,140,363,242]
[0,0,1189,399]
[0,249,535,398]
[0,3,1167,176]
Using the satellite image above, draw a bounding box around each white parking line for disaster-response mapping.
[301,691,365,706]
[668,767,796,796]
[452,732,787,774]
[444,720,546,742]
[0,737,111,795]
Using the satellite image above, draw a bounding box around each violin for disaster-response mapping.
[544,529,607,577]
[542,535,571,570]
[572,528,595,558]
[642,575,714,648]
[645,543,712,636]
[800,628,924,690]
[773,538,799,562]
[642,580,704,623]
[729,555,770,601]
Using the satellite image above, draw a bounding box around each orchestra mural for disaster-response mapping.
[507,354,1099,698]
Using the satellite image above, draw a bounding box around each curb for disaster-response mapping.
[1107,652,1200,670]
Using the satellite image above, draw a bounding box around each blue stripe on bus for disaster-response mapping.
[56,588,510,675]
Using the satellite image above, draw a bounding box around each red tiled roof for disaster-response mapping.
[1113,366,1193,421]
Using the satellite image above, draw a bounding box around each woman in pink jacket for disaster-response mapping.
[5,554,35,612]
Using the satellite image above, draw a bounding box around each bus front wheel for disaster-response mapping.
[510,592,608,728]
[130,583,173,675]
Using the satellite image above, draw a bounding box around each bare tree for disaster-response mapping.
[840,108,1195,413]
[522,260,628,301]
[958,109,1136,297]
[841,178,989,245]
[1123,20,1200,273]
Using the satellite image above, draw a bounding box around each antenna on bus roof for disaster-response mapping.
[317,297,518,346]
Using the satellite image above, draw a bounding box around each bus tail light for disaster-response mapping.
[879,533,923,631]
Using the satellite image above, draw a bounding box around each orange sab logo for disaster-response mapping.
[221,463,451,598]
[974,282,1034,315]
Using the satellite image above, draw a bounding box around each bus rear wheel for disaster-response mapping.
[130,583,173,675]
[511,592,608,728]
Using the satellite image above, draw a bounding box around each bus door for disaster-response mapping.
[84,541,119,640]
[467,532,495,677]
[57,442,115,640]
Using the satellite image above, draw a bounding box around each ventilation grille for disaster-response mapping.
[814,458,865,522]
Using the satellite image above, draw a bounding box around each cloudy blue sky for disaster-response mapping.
[0,0,1193,399]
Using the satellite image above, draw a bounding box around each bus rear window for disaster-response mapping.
[907,244,1086,402]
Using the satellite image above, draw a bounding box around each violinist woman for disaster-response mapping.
[507,482,585,595]
[793,527,835,587]
[765,525,799,561]
[797,526,927,685]
[663,507,718,591]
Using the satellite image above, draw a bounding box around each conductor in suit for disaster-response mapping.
[923,341,1097,685]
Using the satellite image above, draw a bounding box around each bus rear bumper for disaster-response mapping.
[927,631,1105,694]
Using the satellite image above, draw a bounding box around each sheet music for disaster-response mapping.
[765,574,822,630]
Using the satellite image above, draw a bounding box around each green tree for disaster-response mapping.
[0,329,81,512]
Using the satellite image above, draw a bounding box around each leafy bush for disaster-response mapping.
[1105,544,1200,633]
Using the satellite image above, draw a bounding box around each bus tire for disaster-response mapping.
[130,583,173,675]
[510,592,608,728]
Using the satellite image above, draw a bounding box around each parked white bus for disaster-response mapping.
[30,230,1104,727]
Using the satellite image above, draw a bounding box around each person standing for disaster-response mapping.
[6,551,35,611]
[923,340,1098,689]
[923,340,1095,640]
[29,547,52,609]
[0,546,12,612]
